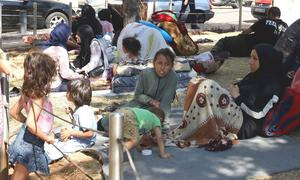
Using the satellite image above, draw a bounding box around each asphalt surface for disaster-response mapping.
[0,6,255,50]
[101,108,300,180]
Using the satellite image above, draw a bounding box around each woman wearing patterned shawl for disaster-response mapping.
[169,44,283,147]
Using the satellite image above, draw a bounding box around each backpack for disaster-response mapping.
[151,10,198,56]
[88,38,111,78]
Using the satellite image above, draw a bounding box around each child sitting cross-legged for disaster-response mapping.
[44,79,97,162]
[101,107,171,158]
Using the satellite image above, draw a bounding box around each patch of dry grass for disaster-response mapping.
[6,31,300,179]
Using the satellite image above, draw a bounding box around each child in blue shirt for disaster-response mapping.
[45,79,97,162]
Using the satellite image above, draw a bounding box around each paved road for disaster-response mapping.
[0,6,257,50]
[186,5,256,31]
[210,6,256,25]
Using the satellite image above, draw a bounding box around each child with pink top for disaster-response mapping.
[9,52,57,180]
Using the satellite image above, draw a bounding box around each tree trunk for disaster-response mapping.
[123,0,140,26]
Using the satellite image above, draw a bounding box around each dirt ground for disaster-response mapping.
[5,31,300,179]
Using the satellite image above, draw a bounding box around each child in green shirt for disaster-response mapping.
[116,107,171,159]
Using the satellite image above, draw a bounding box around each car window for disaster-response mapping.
[145,0,209,13]
[195,0,210,10]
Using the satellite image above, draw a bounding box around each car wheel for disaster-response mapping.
[45,12,68,28]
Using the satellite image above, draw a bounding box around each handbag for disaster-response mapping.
[88,66,105,78]
[263,87,300,136]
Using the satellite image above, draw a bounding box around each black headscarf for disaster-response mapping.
[254,43,283,79]
[239,43,283,86]
[74,25,95,68]
[73,4,102,37]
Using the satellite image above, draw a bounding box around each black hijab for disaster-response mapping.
[239,43,283,86]
[254,43,283,79]
[73,4,102,37]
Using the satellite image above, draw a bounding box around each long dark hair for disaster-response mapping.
[75,25,95,68]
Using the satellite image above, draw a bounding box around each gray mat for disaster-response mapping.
[103,108,300,179]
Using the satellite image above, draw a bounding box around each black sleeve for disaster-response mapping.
[235,82,281,118]
[250,19,265,33]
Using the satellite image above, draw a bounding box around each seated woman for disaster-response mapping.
[169,43,283,146]
[43,23,83,92]
[116,22,169,63]
[71,25,109,80]
[125,48,178,130]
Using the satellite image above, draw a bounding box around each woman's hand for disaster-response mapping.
[229,84,240,98]
[22,36,35,44]
[65,106,73,115]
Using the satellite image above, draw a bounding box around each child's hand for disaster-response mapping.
[160,152,171,159]
[65,107,73,114]
[60,128,72,141]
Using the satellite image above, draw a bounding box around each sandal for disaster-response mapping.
[204,138,233,152]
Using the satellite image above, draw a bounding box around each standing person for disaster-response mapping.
[8,52,57,180]
[169,44,283,146]
[72,4,102,38]
[43,23,83,92]
[126,48,178,130]
[178,0,199,29]
[211,6,288,57]
[45,79,97,162]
